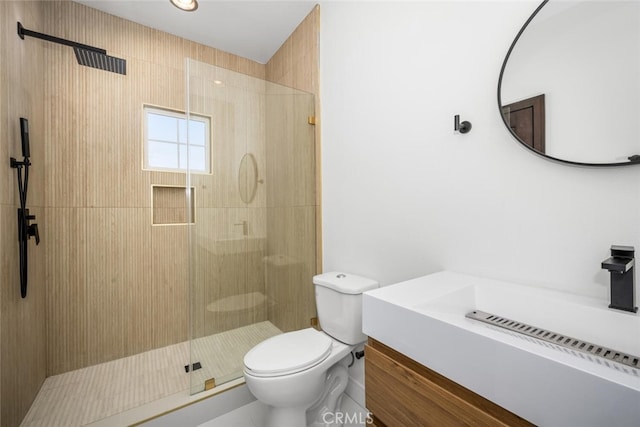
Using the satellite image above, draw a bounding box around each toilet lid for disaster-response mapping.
[244,328,332,377]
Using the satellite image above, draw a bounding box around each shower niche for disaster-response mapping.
[152,185,195,225]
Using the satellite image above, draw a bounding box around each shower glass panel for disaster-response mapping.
[186,59,317,394]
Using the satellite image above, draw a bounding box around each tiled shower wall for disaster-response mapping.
[41,1,267,377]
[0,2,47,426]
[265,6,321,332]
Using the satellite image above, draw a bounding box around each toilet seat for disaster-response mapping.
[244,328,333,377]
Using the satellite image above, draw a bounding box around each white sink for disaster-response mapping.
[363,271,640,427]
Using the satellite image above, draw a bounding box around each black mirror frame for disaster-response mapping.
[497,0,639,167]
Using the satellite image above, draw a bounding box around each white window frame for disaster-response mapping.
[143,105,211,174]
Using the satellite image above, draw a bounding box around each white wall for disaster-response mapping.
[320,1,640,299]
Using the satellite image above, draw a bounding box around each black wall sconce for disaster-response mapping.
[454,115,472,134]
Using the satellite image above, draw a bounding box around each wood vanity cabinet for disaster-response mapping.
[365,339,534,427]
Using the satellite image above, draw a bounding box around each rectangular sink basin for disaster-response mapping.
[363,271,640,426]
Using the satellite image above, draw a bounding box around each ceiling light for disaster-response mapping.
[170,0,198,12]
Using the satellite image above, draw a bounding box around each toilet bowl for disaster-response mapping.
[243,272,378,427]
[244,328,352,426]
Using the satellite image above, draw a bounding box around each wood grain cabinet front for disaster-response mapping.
[364,339,534,427]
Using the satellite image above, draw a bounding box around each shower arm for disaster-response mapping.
[17,22,106,55]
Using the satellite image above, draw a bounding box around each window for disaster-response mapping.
[143,106,211,173]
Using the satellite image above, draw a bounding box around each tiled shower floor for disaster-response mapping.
[20,321,281,427]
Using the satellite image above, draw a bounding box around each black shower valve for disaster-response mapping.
[25,211,39,245]
[28,223,40,245]
[19,208,39,245]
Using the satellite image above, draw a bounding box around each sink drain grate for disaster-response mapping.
[466,310,639,370]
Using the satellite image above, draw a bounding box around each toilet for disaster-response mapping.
[243,272,378,427]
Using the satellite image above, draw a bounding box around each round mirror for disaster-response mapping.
[238,153,259,204]
[498,0,640,166]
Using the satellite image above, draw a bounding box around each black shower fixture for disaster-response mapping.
[17,22,126,75]
[10,117,40,299]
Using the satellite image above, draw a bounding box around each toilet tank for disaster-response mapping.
[313,272,379,345]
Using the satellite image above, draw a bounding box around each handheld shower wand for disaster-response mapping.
[10,118,39,298]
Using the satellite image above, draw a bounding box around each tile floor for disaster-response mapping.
[20,321,281,427]
[199,394,370,427]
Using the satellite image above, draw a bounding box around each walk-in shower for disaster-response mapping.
[19,61,317,425]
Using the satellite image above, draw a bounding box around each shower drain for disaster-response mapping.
[466,310,640,370]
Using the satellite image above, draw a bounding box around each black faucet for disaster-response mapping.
[601,245,637,313]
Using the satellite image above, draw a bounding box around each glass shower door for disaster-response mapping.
[186,59,316,394]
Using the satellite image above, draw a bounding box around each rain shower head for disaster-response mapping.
[73,47,126,75]
[18,22,126,75]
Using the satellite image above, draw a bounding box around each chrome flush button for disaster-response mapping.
[336,274,346,279]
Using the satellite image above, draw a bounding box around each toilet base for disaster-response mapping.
[259,357,351,427]
[307,362,350,427]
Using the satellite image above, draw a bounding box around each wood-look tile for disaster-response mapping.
[150,171,188,187]
[43,44,86,208]
[85,208,152,366]
[246,92,266,159]
[1,2,48,425]
[45,208,88,375]
[42,1,85,43]
[267,37,293,85]
[0,2,8,207]
[247,60,266,80]
[292,52,318,95]
[192,81,248,209]
[265,91,316,208]
[1,204,47,425]
[261,5,321,331]
[266,206,317,332]
[84,60,150,208]
[149,64,185,111]
[185,39,217,65]
[216,50,240,74]
[151,224,189,348]
[291,6,318,60]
